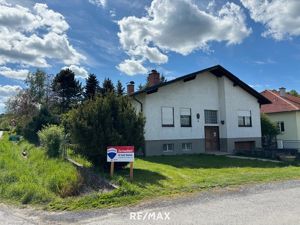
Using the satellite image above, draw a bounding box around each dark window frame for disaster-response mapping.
[180,108,192,127]
[204,110,218,124]
[161,107,174,127]
[238,115,252,127]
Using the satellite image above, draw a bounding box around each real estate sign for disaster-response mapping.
[107,146,134,162]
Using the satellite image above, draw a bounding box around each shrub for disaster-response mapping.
[22,107,58,144]
[38,125,64,157]
[63,93,145,168]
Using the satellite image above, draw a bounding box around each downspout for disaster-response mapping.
[133,95,143,113]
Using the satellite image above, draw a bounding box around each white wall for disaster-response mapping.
[266,111,299,140]
[132,71,262,141]
[222,77,262,138]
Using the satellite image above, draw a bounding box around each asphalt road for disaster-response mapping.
[1,180,300,225]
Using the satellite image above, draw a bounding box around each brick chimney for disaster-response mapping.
[279,87,286,97]
[127,81,135,95]
[147,70,160,87]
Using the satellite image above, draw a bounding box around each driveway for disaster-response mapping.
[1,180,300,225]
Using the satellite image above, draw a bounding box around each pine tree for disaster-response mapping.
[102,78,115,94]
[52,69,83,112]
[85,74,99,99]
[116,80,125,96]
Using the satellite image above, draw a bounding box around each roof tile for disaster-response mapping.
[261,90,300,113]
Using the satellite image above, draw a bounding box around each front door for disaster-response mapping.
[205,126,220,151]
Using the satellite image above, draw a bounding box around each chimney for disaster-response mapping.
[279,87,286,97]
[127,81,135,95]
[147,70,160,87]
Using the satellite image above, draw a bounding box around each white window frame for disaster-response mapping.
[277,121,285,133]
[182,143,192,151]
[163,143,174,152]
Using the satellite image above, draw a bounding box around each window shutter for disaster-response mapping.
[237,111,251,117]
[162,107,174,126]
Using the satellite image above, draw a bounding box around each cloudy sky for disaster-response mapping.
[1,0,300,112]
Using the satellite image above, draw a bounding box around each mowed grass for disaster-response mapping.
[51,154,300,210]
[1,132,300,211]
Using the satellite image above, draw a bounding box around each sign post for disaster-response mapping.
[110,161,115,177]
[107,146,135,180]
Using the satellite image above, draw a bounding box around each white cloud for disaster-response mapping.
[0,67,29,80]
[117,0,251,75]
[0,85,22,113]
[0,2,85,68]
[241,0,300,40]
[88,0,106,8]
[62,65,89,78]
[117,59,147,76]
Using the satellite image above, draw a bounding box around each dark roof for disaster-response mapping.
[131,65,271,105]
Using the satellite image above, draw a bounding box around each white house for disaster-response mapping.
[128,65,270,156]
[261,88,300,150]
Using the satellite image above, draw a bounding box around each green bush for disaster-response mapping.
[63,93,145,168]
[22,107,58,144]
[38,125,64,157]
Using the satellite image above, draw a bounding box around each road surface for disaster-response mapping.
[1,180,300,225]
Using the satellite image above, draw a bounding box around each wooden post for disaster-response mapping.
[129,162,134,181]
[110,161,114,177]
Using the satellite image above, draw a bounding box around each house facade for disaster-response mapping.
[128,65,270,156]
[261,89,300,149]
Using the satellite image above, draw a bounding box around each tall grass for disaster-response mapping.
[0,133,82,205]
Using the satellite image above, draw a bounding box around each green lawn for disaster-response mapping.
[1,133,300,210]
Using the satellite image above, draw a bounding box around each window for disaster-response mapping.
[182,143,192,151]
[277,121,285,133]
[238,111,252,127]
[161,107,174,127]
[163,143,174,152]
[205,110,218,124]
[180,108,192,127]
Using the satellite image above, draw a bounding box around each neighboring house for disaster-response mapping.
[128,65,270,156]
[261,88,300,149]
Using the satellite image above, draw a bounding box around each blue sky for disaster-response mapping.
[0,0,300,112]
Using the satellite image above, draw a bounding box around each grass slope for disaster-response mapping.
[0,133,81,205]
[1,133,300,210]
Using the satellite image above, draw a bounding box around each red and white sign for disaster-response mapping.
[107,146,134,162]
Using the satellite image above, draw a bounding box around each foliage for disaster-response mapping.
[22,107,58,144]
[38,125,65,158]
[102,78,115,94]
[63,93,145,167]
[0,114,11,131]
[288,89,300,97]
[5,90,39,128]
[116,80,125,95]
[261,113,279,137]
[0,134,81,205]
[25,69,46,104]
[52,69,83,112]
[85,74,100,100]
